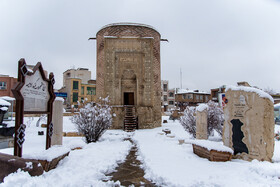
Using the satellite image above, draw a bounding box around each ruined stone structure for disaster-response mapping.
[223,86,275,162]
[96,23,162,129]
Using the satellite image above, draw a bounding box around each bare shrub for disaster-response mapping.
[180,106,196,138]
[207,100,224,136]
[71,98,112,143]
[180,101,224,138]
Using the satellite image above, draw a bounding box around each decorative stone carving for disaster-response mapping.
[223,86,274,162]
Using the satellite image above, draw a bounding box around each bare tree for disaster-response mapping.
[71,97,112,143]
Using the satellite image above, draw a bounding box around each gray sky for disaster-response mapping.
[1,0,280,93]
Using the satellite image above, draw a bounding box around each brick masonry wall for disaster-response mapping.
[96,24,161,128]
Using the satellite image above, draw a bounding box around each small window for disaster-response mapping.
[163,84,167,92]
[200,95,203,100]
[0,82,7,90]
[205,96,209,101]
[164,95,167,101]
[87,87,96,95]
[73,92,78,102]
[188,94,193,99]
[183,94,186,99]
[73,81,79,90]
[169,101,174,105]
[196,95,199,100]
[81,86,84,95]
[169,92,174,97]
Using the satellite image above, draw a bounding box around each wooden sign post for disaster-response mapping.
[12,58,56,157]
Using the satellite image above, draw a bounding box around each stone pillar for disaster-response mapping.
[196,104,208,139]
[223,86,274,162]
[51,98,63,146]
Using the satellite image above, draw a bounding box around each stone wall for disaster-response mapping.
[96,23,161,129]
[223,86,274,161]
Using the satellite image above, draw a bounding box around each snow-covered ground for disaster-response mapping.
[1,116,280,186]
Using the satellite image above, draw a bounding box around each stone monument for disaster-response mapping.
[223,86,274,161]
[196,104,208,139]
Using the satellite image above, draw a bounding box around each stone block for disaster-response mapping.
[0,153,43,182]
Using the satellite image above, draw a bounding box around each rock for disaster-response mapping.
[38,151,69,172]
[0,153,44,182]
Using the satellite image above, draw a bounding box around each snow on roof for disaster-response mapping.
[226,85,274,103]
[176,89,209,95]
[98,22,159,34]
[0,98,11,106]
[0,96,15,101]
[196,104,208,112]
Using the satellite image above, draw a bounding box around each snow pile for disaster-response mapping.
[226,85,274,103]
[23,146,71,162]
[196,103,208,112]
[189,139,233,153]
[0,98,11,106]
[0,107,8,111]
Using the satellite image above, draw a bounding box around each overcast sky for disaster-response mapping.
[1,0,280,93]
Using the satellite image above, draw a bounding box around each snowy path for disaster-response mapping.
[133,117,280,187]
[105,136,157,186]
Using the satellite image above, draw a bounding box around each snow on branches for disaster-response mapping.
[180,101,224,138]
[180,106,196,137]
[71,97,112,143]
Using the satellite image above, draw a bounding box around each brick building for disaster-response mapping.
[95,23,162,130]
[175,89,211,111]
[0,75,17,97]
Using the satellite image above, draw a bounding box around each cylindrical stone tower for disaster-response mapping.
[96,23,161,129]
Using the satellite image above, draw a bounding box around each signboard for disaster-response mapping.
[20,71,50,112]
[54,92,67,98]
[12,59,55,157]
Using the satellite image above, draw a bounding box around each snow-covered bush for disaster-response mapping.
[179,101,224,138]
[180,106,196,137]
[71,97,112,143]
[207,100,224,136]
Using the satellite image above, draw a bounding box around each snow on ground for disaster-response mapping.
[1,116,280,186]
[0,117,132,187]
[133,116,280,187]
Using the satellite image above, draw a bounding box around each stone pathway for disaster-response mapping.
[106,138,157,186]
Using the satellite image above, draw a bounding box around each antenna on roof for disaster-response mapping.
[180,68,182,89]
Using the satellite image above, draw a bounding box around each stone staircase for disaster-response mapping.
[124,106,138,132]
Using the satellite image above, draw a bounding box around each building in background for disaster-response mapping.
[161,80,175,111]
[175,89,211,111]
[58,68,96,108]
[0,75,17,98]
[211,86,226,103]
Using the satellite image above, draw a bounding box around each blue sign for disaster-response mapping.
[54,92,67,98]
